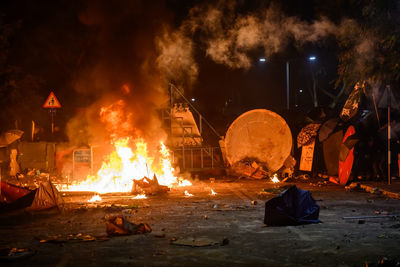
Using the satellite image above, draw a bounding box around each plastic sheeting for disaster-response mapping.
[264,185,320,226]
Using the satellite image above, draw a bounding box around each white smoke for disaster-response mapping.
[175,2,341,69]
[156,27,199,87]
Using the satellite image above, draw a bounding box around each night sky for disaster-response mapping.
[0,0,397,144]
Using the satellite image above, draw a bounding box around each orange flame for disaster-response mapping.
[132,194,147,199]
[271,174,280,183]
[184,190,193,197]
[211,189,217,195]
[61,99,189,194]
[88,195,102,202]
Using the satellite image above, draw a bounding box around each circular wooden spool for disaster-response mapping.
[225,109,292,173]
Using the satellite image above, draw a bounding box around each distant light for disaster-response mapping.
[191,98,196,102]
[259,58,266,62]
[309,56,316,61]
[299,89,303,93]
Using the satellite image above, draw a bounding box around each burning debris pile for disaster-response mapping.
[132,175,170,195]
[62,100,191,197]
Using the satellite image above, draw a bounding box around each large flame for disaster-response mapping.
[62,99,190,193]
[64,137,186,193]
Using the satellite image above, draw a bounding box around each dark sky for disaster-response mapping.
[0,0,347,140]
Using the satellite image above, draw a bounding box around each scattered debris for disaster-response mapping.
[106,215,151,236]
[37,233,103,243]
[347,183,400,199]
[131,174,169,195]
[342,215,399,220]
[171,237,225,247]
[262,185,291,194]
[0,248,36,262]
[229,161,268,179]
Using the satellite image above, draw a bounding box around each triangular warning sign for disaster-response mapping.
[43,92,61,108]
[378,87,399,109]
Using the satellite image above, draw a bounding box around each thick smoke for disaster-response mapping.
[67,1,177,149]
[156,28,198,88]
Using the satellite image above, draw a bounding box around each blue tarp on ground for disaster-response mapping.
[264,185,321,226]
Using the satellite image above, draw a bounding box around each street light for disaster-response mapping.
[287,56,317,109]
[258,56,316,109]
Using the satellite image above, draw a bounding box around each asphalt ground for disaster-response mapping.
[1,178,400,266]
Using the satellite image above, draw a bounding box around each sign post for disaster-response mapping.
[43,92,61,135]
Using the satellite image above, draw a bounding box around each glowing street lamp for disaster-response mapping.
[259,56,316,109]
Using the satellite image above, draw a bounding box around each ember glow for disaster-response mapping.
[61,99,189,194]
[132,194,147,199]
[271,174,280,183]
[184,190,194,197]
[178,179,192,186]
[88,195,102,202]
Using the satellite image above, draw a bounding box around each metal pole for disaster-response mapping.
[169,83,220,137]
[286,61,290,109]
[199,114,202,134]
[51,110,55,134]
[387,85,391,185]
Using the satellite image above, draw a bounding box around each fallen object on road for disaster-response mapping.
[342,215,400,220]
[0,181,64,213]
[0,248,36,262]
[131,174,169,195]
[264,185,320,226]
[171,237,225,247]
[106,215,152,236]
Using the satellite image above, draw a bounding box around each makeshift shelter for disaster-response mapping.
[322,129,343,177]
[264,185,320,226]
[0,130,24,148]
[319,118,339,143]
[338,126,356,185]
[0,181,63,213]
[297,123,321,148]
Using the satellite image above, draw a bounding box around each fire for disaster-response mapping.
[211,189,217,195]
[184,190,193,197]
[64,138,185,193]
[62,99,189,194]
[178,179,192,186]
[88,195,102,202]
[132,194,147,199]
[271,174,280,183]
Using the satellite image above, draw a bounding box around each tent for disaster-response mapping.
[0,181,63,213]
[264,185,320,226]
